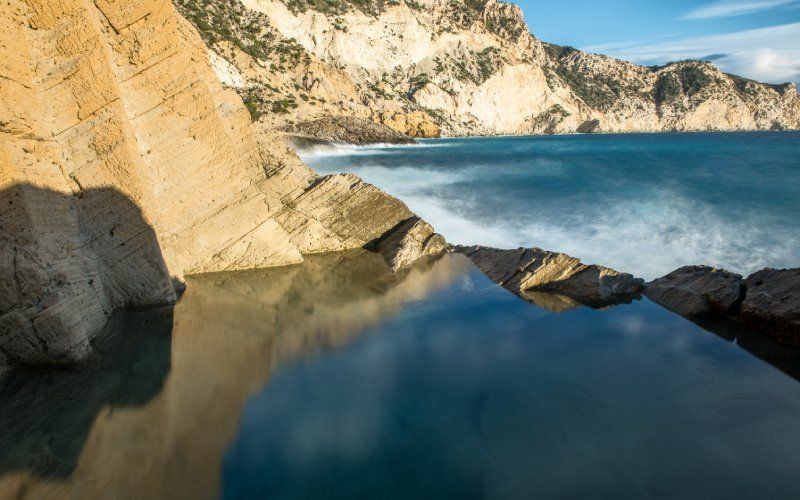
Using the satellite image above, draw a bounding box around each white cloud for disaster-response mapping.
[582,22,800,83]
[683,0,798,19]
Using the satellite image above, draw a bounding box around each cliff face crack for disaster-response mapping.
[120,49,181,84]
[52,97,122,138]
[0,73,32,90]
[129,81,198,121]
[90,1,150,35]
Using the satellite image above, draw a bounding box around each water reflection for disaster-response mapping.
[0,251,467,499]
[1,252,800,499]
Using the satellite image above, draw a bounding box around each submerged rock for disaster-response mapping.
[456,246,644,309]
[369,217,448,271]
[644,266,745,317]
[281,116,416,146]
[740,268,800,347]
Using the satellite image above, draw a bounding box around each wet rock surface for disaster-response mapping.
[455,246,644,309]
[644,266,745,317]
[741,268,800,347]
[645,265,800,348]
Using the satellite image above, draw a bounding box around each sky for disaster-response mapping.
[514,0,800,83]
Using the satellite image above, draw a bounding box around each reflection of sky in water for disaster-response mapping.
[3,253,800,498]
[303,131,800,280]
[223,259,800,499]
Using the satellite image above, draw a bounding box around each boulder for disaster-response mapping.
[740,268,800,347]
[456,246,643,308]
[644,266,745,317]
[577,119,601,133]
[369,217,448,271]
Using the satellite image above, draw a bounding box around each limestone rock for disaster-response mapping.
[376,111,441,139]
[741,268,800,347]
[456,246,644,308]
[0,0,442,367]
[185,0,800,138]
[281,116,415,145]
[369,217,448,270]
[645,266,745,317]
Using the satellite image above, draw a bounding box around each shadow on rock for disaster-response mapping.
[0,183,175,367]
[0,306,173,478]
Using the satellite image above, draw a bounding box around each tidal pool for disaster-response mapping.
[2,252,800,499]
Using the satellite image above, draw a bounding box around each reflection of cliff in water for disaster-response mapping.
[0,250,466,499]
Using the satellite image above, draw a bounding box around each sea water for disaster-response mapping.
[3,253,800,498]
[302,131,800,280]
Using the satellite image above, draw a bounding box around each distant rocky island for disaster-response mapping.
[1,0,798,371]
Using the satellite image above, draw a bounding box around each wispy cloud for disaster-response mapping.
[683,0,798,20]
[582,22,800,83]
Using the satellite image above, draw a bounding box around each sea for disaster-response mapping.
[301,131,800,280]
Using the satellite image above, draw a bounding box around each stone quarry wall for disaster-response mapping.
[0,0,442,366]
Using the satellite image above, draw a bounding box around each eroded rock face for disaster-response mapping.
[186,0,800,137]
[741,269,800,347]
[369,217,448,270]
[577,120,601,134]
[281,116,415,145]
[644,266,745,317]
[0,0,441,367]
[456,246,644,309]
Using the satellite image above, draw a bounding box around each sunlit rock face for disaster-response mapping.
[185,0,800,137]
[0,0,441,366]
[456,245,644,310]
[0,251,467,499]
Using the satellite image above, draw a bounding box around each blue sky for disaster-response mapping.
[515,0,800,83]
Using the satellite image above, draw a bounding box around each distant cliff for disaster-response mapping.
[175,0,800,137]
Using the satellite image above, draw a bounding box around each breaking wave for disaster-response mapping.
[304,134,800,281]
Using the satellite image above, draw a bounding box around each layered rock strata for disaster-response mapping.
[644,266,745,317]
[458,244,799,349]
[456,246,644,309]
[369,217,448,271]
[0,0,442,367]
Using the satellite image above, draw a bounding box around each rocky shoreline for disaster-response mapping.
[455,245,800,348]
[281,116,417,147]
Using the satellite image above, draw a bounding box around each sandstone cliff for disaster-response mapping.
[176,0,799,137]
[0,0,443,367]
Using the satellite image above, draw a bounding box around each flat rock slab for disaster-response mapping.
[645,266,745,317]
[741,268,800,347]
[456,246,643,309]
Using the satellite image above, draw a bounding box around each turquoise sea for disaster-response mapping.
[302,131,800,280]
